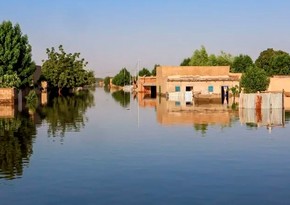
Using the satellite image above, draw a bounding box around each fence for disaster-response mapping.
[239,92,283,109]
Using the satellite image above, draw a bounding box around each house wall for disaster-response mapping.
[268,76,290,92]
[137,76,156,93]
[156,66,231,95]
[267,76,290,110]
[166,80,239,95]
[0,88,16,103]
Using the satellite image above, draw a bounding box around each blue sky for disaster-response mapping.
[1,0,290,77]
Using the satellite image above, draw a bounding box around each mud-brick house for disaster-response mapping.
[137,76,157,97]
[156,66,240,103]
[267,75,290,110]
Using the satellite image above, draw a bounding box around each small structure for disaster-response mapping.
[137,76,156,97]
[239,92,284,109]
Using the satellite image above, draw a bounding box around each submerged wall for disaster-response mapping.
[0,88,16,104]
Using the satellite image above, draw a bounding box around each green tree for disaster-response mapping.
[269,53,290,75]
[255,48,289,75]
[231,54,253,73]
[189,46,209,66]
[215,51,233,67]
[138,68,151,77]
[240,66,270,93]
[0,73,21,88]
[208,54,218,66]
[112,68,131,86]
[187,46,232,67]
[0,20,36,88]
[151,64,159,76]
[42,45,93,95]
[180,58,190,66]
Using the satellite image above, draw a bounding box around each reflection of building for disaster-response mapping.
[0,104,15,118]
[239,108,285,132]
[137,92,157,108]
[156,96,238,126]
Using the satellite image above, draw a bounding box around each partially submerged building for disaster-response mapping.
[156,66,240,103]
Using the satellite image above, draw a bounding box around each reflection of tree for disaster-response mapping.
[194,124,208,135]
[104,86,110,93]
[111,90,130,108]
[0,113,36,180]
[245,122,258,129]
[285,112,290,123]
[40,90,95,137]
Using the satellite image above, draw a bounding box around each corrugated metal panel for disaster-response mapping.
[239,92,283,109]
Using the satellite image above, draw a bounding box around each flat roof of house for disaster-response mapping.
[167,75,239,82]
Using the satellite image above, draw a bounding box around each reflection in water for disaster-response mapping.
[111,90,130,108]
[193,124,208,135]
[39,90,95,138]
[0,112,36,180]
[286,112,290,122]
[156,97,239,133]
[103,86,110,93]
[239,108,285,132]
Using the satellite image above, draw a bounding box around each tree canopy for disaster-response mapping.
[41,45,96,95]
[185,46,233,67]
[255,48,290,76]
[138,67,151,77]
[112,68,131,86]
[240,66,270,93]
[0,20,35,88]
[231,54,254,73]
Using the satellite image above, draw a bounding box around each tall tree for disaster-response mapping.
[231,54,253,73]
[187,46,232,67]
[180,58,190,66]
[138,68,151,76]
[42,45,93,95]
[255,48,288,75]
[215,51,233,67]
[112,68,131,86]
[189,46,209,66]
[269,53,290,75]
[0,20,36,88]
[240,66,270,93]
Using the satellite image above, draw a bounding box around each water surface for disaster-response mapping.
[1,88,290,205]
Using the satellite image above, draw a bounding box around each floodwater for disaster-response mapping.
[1,87,290,205]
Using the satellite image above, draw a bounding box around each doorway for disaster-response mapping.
[221,86,229,104]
